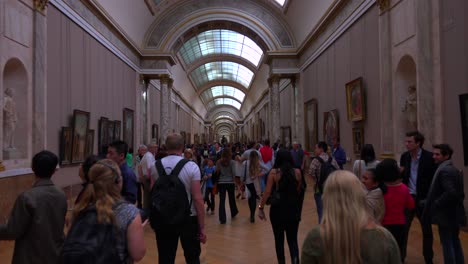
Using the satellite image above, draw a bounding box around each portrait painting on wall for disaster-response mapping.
[114,120,121,141]
[152,124,159,143]
[304,99,318,151]
[123,108,134,150]
[323,109,339,148]
[180,131,186,145]
[107,120,115,144]
[346,77,365,121]
[459,94,468,165]
[60,127,73,165]
[280,126,292,147]
[85,129,95,157]
[98,117,109,156]
[352,126,364,155]
[71,110,90,164]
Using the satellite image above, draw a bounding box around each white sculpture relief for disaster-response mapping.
[3,88,17,150]
[402,85,417,131]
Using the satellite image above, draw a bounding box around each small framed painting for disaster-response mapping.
[71,110,90,164]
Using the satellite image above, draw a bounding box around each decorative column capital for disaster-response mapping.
[34,0,49,14]
[139,75,149,84]
[160,75,173,86]
[377,0,390,12]
[268,75,281,86]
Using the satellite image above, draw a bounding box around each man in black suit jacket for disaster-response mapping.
[422,144,466,264]
[399,131,437,264]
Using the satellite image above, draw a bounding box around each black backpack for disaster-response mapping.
[60,207,122,264]
[150,158,191,229]
[316,156,337,193]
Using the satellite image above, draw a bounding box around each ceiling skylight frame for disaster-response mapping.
[178,29,264,67]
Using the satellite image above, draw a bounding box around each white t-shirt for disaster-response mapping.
[140,151,156,180]
[155,155,201,216]
[352,159,380,178]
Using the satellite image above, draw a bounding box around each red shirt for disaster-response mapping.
[381,183,415,225]
[259,146,273,163]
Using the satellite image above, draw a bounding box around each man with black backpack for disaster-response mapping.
[307,141,339,223]
[149,133,206,264]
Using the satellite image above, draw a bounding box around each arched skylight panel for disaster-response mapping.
[201,86,245,103]
[214,98,241,109]
[190,62,254,88]
[178,30,263,66]
[274,0,286,6]
[214,115,235,121]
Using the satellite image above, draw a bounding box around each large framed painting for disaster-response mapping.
[280,126,292,147]
[98,117,109,155]
[180,131,186,146]
[85,129,95,157]
[345,77,365,121]
[123,108,134,150]
[71,110,90,164]
[323,109,339,148]
[60,127,73,165]
[152,124,159,143]
[304,99,318,151]
[107,120,115,144]
[352,126,364,155]
[459,94,468,165]
[114,120,121,141]
[187,132,191,145]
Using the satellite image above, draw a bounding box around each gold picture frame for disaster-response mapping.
[352,126,364,155]
[345,77,365,122]
[304,99,318,151]
[323,110,339,148]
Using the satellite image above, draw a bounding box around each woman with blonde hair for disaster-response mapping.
[69,159,146,263]
[301,170,400,264]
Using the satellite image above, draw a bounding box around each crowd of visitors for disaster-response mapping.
[0,130,465,263]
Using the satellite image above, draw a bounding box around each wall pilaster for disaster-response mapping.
[160,75,172,143]
[269,75,281,144]
[32,0,48,154]
[378,2,394,158]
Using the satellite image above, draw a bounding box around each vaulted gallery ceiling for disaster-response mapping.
[89,0,335,134]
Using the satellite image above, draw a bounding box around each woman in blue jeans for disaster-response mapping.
[215,149,239,224]
[258,149,302,264]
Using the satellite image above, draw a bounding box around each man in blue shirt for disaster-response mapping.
[332,137,346,169]
[107,140,138,204]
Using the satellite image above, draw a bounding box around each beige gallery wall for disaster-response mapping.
[300,5,380,162]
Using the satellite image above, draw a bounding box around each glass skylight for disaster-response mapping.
[274,0,286,6]
[213,112,237,121]
[206,98,241,110]
[191,61,254,88]
[179,29,263,66]
[201,86,245,104]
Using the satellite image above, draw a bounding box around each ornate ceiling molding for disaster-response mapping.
[145,0,295,51]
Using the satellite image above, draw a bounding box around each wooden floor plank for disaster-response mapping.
[0,188,467,263]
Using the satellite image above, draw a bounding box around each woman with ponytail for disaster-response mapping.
[72,159,146,263]
[301,171,400,264]
[258,149,302,264]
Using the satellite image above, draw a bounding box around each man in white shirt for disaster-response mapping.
[139,143,157,211]
[150,133,206,264]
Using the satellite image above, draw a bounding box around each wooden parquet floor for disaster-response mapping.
[0,188,467,263]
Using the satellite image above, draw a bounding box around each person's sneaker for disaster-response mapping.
[236,193,241,199]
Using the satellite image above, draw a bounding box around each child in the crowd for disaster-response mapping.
[203,158,216,214]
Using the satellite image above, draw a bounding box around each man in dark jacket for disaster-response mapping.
[399,131,437,264]
[422,144,466,264]
[0,151,67,264]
